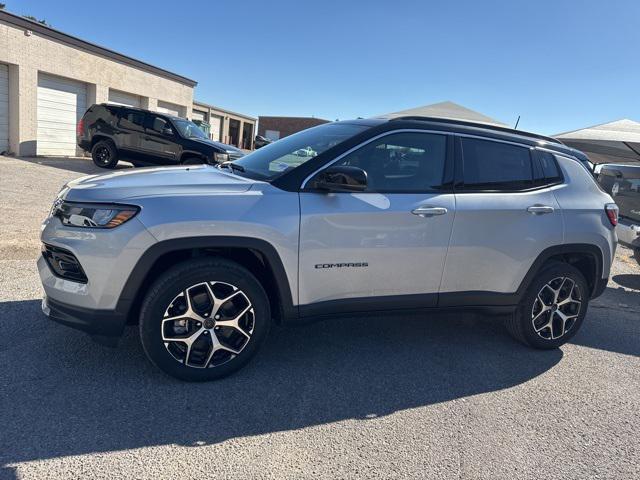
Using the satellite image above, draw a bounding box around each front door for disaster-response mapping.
[141,114,180,164]
[298,131,455,313]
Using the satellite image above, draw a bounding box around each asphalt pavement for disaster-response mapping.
[0,156,638,479]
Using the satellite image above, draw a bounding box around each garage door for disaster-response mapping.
[0,64,8,154]
[108,89,141,107]
[210,115,222,142]
[156,100,182,117]
[37,73,87,156]
[192,109,207,122]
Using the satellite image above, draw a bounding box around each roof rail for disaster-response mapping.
[389,116,563,145]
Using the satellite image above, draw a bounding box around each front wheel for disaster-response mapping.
[139,258,271,381]
[506,262,589,349]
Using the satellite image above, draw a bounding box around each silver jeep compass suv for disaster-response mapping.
[39,117,618,381]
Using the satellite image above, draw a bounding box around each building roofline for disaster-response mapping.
[554,118,637,137]
[193,100,256,121]
[258,115,331,121]
[0,10,197,87]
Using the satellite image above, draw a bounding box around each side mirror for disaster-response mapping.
[163,127,174,136]
[312,165,367,192]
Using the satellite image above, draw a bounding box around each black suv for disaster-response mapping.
[77,104,244,169]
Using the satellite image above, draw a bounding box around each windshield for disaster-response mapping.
[173,119,209,139]
[231,123,368,181]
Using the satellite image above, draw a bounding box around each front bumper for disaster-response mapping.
[616,219,640,249]
[42,295,127,345]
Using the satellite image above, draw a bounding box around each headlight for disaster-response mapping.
[214,152,229,164]
[52,201,139,228]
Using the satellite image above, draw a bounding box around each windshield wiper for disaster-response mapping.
[220,161,245,173]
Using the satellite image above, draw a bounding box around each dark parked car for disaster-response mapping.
[254,134,273,149]
[77,104,244,169]
[597,163,640,259]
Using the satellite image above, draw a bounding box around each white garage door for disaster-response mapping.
[156,100,182,117]
[210,115,222,142]
[37,73,87,156]
[192,109,206,122]
[0,64,8,154]
[108,89,141,108]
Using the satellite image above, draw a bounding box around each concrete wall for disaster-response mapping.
[0,17,195,156]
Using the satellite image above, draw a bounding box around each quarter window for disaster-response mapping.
[460,138,533,191]
[333,132,447,192]
[538,151,561,181]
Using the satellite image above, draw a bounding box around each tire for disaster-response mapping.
[139,258,271,381]
[181,156,207,165]
[506,262,589,349]
[91,140,119,168]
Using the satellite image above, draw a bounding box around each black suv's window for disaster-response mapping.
[460,137,533,191]
[333,132,447,192]
[147,115,170,134]
[118,110,145,130]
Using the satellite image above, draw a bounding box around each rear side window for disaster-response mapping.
[537,151,561,181]
[118,110,145,130]
[460,137,533,191]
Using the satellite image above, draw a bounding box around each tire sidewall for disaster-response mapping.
[91,140,118,168]
[518,263,590,349]
[139,259,271,381]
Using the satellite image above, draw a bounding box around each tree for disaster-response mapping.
[23,15,48,26]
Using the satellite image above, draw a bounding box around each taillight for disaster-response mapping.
[76,118,84,137]
[605,203,618,226]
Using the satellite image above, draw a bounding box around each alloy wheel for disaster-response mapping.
[531,276,582,340]
[96,146,110,164]
[161,281,255,368]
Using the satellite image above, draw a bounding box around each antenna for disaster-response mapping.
[514,115,521,130]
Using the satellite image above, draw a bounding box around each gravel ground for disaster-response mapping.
[0,156,639,480]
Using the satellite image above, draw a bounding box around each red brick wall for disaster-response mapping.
[258,116,330,139]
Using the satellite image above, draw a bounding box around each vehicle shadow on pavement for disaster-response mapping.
[0,288,635,472]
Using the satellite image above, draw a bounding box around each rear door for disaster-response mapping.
[115,109,146,160]
[439,136,563,304]
[298,130,456,312]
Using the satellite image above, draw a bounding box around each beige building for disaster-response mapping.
[192,101,256,150]
[0,10,197,156]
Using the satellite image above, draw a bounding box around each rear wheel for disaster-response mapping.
[506,262,589,349]
[139,258,271,381]
[91,140,118,168]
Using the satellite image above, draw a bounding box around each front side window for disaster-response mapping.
[173,119,208,139]
[231,123,368,181]
[332,132,447,192]
[461,138,533,191]
[147,115,170,134]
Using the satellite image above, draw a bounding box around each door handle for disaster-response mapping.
[412,206,448,217]
[527,205,555,214]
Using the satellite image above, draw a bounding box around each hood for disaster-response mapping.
[190,138,244,155]
[61,165,256,203]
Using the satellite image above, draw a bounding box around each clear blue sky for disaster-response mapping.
[9,0,639,134]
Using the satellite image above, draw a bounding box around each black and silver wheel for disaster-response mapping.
[139,258,270,381]
[91,140,118,168]
[506,262,589,349]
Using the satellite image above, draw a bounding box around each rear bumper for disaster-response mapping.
[616,219,640,249]
[42,295,127,339]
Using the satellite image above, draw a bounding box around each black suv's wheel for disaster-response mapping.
[139,258,271,381]
[506,262,589,349]
[91,140,118,168]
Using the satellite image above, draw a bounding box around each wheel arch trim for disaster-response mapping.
[114,236,296,322]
